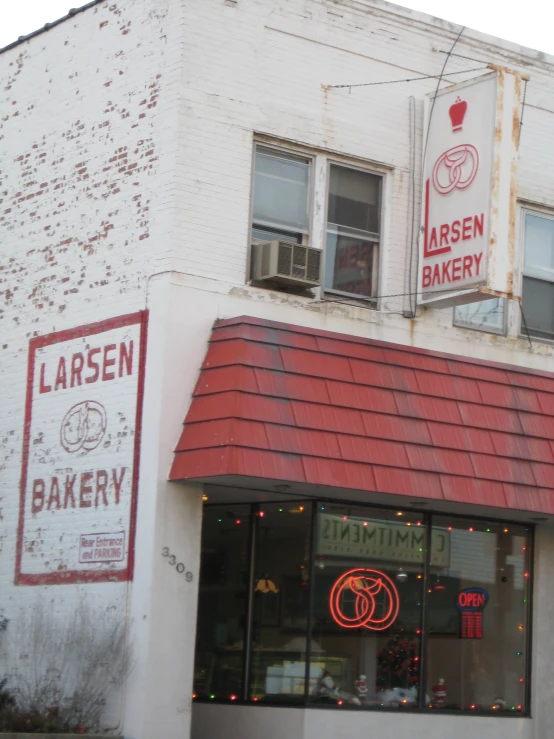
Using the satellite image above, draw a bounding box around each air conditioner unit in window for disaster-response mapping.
[252,240,321,288]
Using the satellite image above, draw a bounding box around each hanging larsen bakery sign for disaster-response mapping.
[15,312,148,585]
[418,68,526,308]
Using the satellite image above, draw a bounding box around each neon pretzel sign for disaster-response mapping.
[329,568,400,631]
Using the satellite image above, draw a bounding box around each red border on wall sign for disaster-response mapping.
[329,568,400,631]
[15,311,148,586]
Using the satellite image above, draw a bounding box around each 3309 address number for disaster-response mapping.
[162,547,193,581]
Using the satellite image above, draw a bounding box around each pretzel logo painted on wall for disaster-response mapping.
[60,400,107,454]
[329,568,400,631]
[432,144,479,195]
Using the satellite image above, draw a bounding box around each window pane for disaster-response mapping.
[426,518,531,713]
[454,298,505,334]
[328,166,381,233]
[521,276,554,340]
[325,233,376,299]
[309,506,425,708]
[249,503,311,703]
[523,214,554,281]
[252,150,310,235]
[193,505,251,700]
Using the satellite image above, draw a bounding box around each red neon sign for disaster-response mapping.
[329,568,400,631]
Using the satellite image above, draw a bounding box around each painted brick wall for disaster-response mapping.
[0,0,185,731]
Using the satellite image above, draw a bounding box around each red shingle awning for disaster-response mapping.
[170,316,554,515]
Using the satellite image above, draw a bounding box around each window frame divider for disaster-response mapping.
[418,512,433,711]
[525,524,535,717]
[303,501,318,706]
[242,503,259,701]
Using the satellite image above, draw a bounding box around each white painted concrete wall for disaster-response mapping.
[0,1,202,737]
[192,703,532,739]
[3,0,554,738]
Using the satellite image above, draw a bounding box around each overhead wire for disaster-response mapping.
[328,65,487,90]
[519,303,533,349]
[406,95,417,317]
[412,25,466,317]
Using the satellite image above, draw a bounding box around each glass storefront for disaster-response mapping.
[193,501,532,715]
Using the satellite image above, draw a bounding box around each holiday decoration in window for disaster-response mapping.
[432,677,447,707]
[255,576,279,594]
[376,635,419,706]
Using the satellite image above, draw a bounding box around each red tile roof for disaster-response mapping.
[170,316,554,514]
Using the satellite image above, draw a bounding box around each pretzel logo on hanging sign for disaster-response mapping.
[329,568,400,631]
[432,144,479,195]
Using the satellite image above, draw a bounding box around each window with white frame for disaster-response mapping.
[251,147,311,244]
[249,143,383,301]
[325,164,381,301]
[521,211,554,341]
[453,298,505,335]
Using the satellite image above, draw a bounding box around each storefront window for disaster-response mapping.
[426,517,531,713]
[309,505,425,707]
[249,503,311,702]
[193,502,532,715]
[193,505,252,699]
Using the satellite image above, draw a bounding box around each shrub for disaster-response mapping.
[0,602,131,733]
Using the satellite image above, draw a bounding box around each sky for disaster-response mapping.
[0,0,552,55]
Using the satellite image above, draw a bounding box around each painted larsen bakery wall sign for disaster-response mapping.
[317,514,450,568]
[16,312,148,585]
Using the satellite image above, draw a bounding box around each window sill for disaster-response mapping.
[519,333,554,346]
[453,322,506,337]
[248,279,318,299]
[192,697,529,718]
[320,292,377,310]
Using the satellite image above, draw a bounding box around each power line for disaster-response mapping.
[328,65,487,90]
[414,26,466,316]
[520,78,529,133]
[322,285,519,302]
[519,302,533,349]
[436,50,490,65]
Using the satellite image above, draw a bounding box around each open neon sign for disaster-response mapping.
[329,568,400,631]
[456,587,489,639]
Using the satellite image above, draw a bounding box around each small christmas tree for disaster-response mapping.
[376,634,418,690]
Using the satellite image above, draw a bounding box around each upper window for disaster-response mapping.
[325,165,381,301]
[249,143,383,302]
[251,148,311,244]
[454,298,505,335]
[521,211,554,341]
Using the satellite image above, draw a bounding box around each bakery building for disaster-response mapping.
[1,1,554,738]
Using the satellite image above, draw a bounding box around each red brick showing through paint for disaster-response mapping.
[170,316,554,514]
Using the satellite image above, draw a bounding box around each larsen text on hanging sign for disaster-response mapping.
[418,69,525,308]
